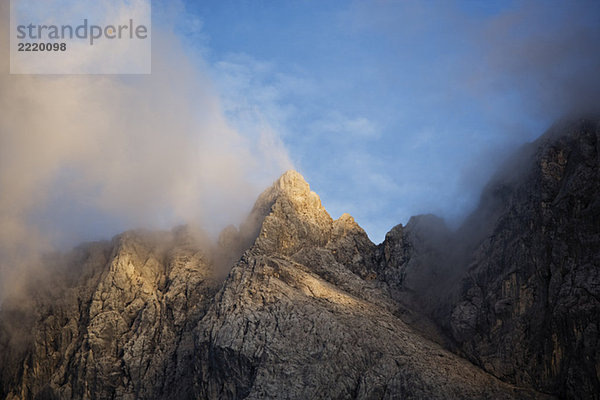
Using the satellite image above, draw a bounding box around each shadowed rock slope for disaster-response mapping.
[381,118,600,400]
[0,170,554,399]
[448,119,600,399]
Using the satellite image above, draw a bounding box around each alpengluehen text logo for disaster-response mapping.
[16,19,149,46]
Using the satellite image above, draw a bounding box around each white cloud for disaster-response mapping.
[310,111,380,139]
[0,1,293,298]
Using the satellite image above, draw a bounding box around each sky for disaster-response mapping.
[1,0,600,289]
[172,0,600,242]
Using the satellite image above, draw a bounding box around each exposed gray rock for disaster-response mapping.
[380,118,600,399]
[447,119,600,399]
[193,171,551,399]
[377,214,452,302]
[0,228,220,399]
[0,154,582,399]
[196,254,548,399]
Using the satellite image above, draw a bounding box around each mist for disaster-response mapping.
[0,1,292,301]
[332,0,600,240]
[2,0,600,300]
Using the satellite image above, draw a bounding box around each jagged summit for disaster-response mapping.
[331,213,368,239]
[273,169,310,193]
[220,170,360,260]
[244,170,321,221]
[248,170,334,256]
[254,170,323,213]
[335,212,356,225]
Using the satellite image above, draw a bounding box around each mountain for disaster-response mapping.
[379,118,600,399]
[1,119,598,399]
[448,119,600,398]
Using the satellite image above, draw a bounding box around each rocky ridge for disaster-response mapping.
[1,119,599,399]
[377,118,600,399]
[193,170,547,399]
[446,119,600,398]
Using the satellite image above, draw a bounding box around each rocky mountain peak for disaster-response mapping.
[331,213,361,238]
[333,212,357,227]
[273,169,310,193]
[254,170,324,216]
[243,170,333,256]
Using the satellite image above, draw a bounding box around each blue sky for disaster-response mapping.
[0,0,599,266]
[155,0,600,243]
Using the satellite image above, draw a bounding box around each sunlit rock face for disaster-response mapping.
[192,171,548,399]
[251,170,334,256]
[0,228,221,400]
[3,117,598,400]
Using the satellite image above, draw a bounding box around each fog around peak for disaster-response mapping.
[2,0,600,300]
[0,1,292,300]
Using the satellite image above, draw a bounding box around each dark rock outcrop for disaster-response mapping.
[382,118,600,400]
[448,119,600,399]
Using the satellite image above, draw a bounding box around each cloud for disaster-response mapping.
[310,111,380,139]
[470,0,600,119]
[0,1,292,299]
[212,53,316,145]
[331,0,600,234]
